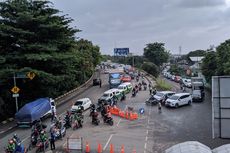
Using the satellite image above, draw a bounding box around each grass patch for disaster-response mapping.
[155,78,172,91]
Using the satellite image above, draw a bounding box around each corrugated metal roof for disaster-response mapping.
[189,56,204,62]
[165,141,211,153]
[212,144,230,153]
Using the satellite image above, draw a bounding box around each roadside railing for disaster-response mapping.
[54,72,96,106]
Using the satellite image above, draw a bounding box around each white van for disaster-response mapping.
[122,82,133,92]
[99,88,122,102]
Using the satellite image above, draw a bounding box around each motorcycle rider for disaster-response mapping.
[135,85,139,93]
[90,104,96,116]
[91,108,99,124]
[40,130,48,143]
[55,117,62,129]
[13,134,20,143]
[7,139,15,152]
[64,114,71,128]
[121,92,126,101]
[138,82,142,90]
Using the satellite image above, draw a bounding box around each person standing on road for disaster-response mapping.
[50,131,55,150]
[149,85,152,95]
[99,78,102,88]
[158,102,162,113]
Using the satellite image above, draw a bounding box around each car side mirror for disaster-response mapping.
[178,99,181,101]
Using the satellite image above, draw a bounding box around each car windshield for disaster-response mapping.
[169,95,179,100]
[155,92,164,97]
[74,101,83,105]
[103,93,109,97]
[118,86,124,89]
[193,90,201,95]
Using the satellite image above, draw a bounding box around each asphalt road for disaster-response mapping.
[1,73,230,153]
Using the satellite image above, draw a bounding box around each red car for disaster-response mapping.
[121,75,131,82]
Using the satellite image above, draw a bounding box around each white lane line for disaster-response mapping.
[146,130,148,134]
[0,131,5,134]
[144,151,146,153]
[148,119,150,124]
[116,118,122,127]
[8,127,13,130]
[149,110,151,116]
[103,134,113,150]
[144,142,147,149]
[22,136,30,143]
[145,136,148,141]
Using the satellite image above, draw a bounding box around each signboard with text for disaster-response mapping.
[114,48,129,56]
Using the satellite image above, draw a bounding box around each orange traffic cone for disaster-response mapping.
[97,143,102,153]
[120,145,125,153]
[85,141,90,153]
[110,144,114,153]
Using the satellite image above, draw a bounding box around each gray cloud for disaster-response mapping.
[166,0,226,8]
[51,0,230,55]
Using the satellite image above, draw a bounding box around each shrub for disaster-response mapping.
[155,78,172,90]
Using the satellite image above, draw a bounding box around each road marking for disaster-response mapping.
[8,127,13,130]
[148,119,150,124]
[144,142,147,149]
[144,151,146,153]
[22,136,30,142]
[146,130,148,134]
[0,131,5,134]
[145,136,148,141]
[149,110,151,116]
[103,134,113,150]
[116,118,122,127]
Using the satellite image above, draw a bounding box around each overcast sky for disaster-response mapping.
[51,0,230,55]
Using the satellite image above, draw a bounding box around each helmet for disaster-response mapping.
[40,130,44,134]
[13,133,17,137]
[9,140,14,144]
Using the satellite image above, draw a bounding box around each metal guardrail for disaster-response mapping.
[54,72,95,106]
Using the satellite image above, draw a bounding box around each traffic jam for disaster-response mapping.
[3,63,153,153]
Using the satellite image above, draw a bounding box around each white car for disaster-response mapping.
[71,98,92,113]
[165,93,192,108]
[182,79,192,88]
[153,91,175,104]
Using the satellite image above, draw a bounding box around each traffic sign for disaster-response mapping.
[27,72,36,80]
[12,94,19,97]
[11,86,20,94]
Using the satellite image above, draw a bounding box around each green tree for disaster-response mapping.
[216,39,230,75]
[142,62,159,77]
[143,42,169,66]
[169,64,185,76]
[201,51,217,83]
[0,0,101,119]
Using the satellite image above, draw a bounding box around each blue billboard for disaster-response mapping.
[114,48,129,56]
